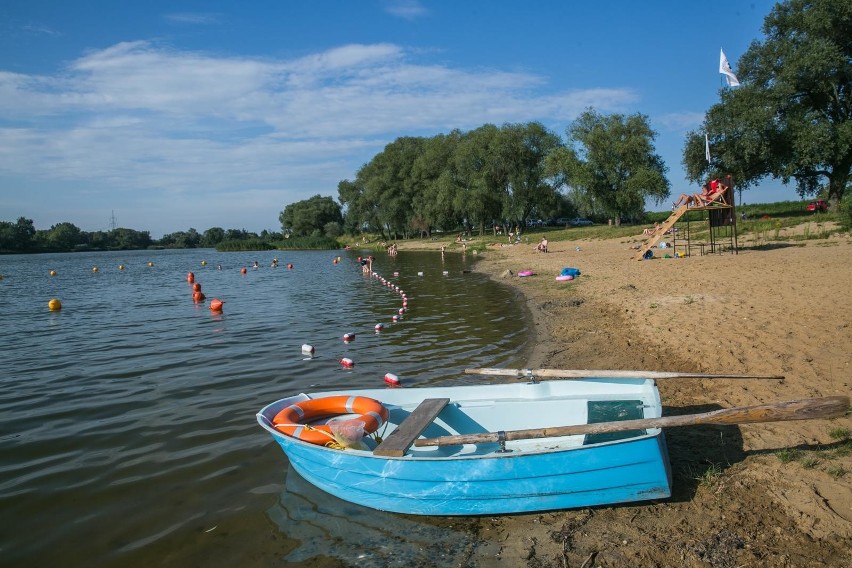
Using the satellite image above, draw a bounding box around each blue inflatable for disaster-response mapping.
[560,267,581,277]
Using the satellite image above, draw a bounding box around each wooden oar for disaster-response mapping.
[465,367,785,380]
[414,396,849,448]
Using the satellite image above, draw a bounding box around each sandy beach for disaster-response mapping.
[400,227,851,567]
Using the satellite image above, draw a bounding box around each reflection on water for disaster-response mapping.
[271,468,479,566]
[0,248,530,566]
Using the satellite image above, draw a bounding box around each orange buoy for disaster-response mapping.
[193,291,206,302]
[192,283,201,292]
[48,298,62,311]
[240,267,247,274]
[187,272,195,283]
[209,298,224,311]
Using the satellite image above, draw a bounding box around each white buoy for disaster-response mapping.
[417,271,424,276]
[443,271,449,276]
[392,315,399,322]
[301,344,315,356]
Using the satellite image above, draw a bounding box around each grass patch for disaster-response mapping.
[695,463,723,488]
[776,448,803,463]
[800,456,821,469]
[828,427,850,441]
[825,465,847,479]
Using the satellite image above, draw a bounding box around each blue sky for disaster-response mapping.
[0,0,798,238]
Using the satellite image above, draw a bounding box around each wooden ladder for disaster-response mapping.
[633,204,688,260]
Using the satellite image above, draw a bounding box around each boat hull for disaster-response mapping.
[258,380,672,516]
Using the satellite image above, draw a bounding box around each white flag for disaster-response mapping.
[705,133,711,163]
[719,48,740,87]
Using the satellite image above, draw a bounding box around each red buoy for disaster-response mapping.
[210,299,224,312]
[187,272,195,283]
[340,357,355,368]
[384,373,400,387]
[287,263,293,269]
[240,267,247,274]
[343,333,355,343]
[374,323,384,332]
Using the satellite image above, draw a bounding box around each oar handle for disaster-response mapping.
[464,368,785,380]
[414,396,849,447]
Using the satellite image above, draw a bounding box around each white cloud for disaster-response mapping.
[0,41,637,235]
[384,0,428,20]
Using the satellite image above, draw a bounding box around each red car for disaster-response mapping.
[807,200,828,212]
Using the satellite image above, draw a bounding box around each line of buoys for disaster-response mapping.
[48,298,62,311]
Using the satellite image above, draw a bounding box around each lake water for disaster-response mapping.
[0,248,531,567]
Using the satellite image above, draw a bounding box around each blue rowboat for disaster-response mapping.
[257,378,672,516]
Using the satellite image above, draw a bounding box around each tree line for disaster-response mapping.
[282,111,671,240]
[0,217,278,253]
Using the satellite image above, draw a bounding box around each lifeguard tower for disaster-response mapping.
[633,175,738,260]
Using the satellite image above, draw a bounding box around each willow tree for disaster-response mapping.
[549,110,670,223]
[683,0,851,207]
[496,122,563,229]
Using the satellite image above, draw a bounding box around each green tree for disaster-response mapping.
[45,222,84,251]
[280,195,343,237]
[549,109,670,223]
[410,131,463,236]
[683,0,851,206]
[496,122,563,229]
[202,227,226,247]
[452,124,506,235]
[109,228,153,249]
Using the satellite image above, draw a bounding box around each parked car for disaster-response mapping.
[807,200,828,212]
[554,217,570,226]
[569,218,594,226]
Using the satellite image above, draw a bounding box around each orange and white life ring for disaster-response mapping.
[272,395,388,446]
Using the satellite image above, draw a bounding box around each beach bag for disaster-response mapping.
[560,267,581,277]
